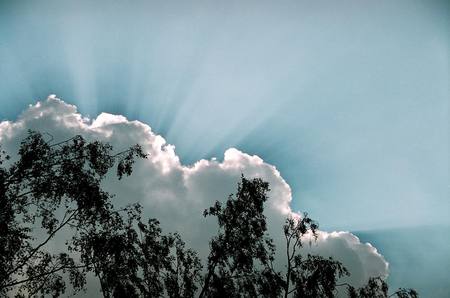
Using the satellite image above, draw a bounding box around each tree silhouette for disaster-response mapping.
[0,132,418,297]
[199,176,417,298]
[283,216,349,297]
[0,131,146,297]
[345,277,418,298]
[199,176,284,298]
[78,213,202,298]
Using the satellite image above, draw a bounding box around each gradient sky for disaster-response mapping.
[0,0,448,296]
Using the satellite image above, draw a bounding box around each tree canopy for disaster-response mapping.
[0,132,418,297]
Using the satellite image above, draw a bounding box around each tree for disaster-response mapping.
[1,132,417,297]
[345,277,418,298]
[199,176,284,298]
[282,215,349,298]
[0,131,146,297]
[77,213,203,298]
[199,176,418,298]
[136,220,202,298]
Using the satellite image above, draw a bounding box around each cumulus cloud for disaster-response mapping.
[0,96,388,290]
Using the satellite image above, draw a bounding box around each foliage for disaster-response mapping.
[0,132,418,297]
[0,131,146,297]
[77,212,203,298]
[346,277,419,298]
[199,176,284,298]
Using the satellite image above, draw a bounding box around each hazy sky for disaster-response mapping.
[0,0,448,295]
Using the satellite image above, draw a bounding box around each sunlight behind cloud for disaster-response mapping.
[0,97,390,292]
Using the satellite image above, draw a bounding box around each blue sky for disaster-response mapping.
[0,0,448,295]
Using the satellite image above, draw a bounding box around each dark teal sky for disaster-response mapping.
[0,0,448,295]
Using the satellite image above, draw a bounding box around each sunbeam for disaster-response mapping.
[0,0,448,296]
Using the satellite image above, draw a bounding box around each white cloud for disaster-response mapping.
[0,96,388,290]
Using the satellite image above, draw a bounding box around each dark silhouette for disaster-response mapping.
[282,215,348,297]
[199,177,283,298]
[0,132,418,297]
[0,131,147,297]
[346,277,418,298]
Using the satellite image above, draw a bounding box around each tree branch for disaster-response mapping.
[2,264,87,289]
[5,209,79,277]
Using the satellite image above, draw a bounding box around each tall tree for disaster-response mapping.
[199,176,285,298]
[199,176,418,298]
[0,131,146,297]
[1,132,417,298]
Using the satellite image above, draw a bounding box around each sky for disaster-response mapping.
[0,0,448,296]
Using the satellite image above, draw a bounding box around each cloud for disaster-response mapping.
[0,96,388,290]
